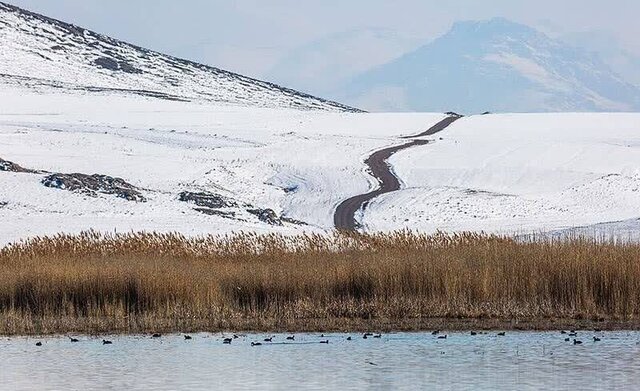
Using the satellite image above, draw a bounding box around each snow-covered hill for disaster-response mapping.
[343,18,640,113]
[364,113,640,237]
[0,2,358,111]
[1,88,639,244]
[0,88,441,244]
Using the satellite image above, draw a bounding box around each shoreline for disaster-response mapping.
[3,317,640,336]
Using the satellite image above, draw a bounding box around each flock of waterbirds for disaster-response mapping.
[27,329,615,347]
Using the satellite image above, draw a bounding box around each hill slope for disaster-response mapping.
[343,18,640,113]
[0,2,358,111]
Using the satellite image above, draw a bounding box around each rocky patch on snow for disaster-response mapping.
[42,173,146,202]
[194,208,237,219]
[281,216,308,226]
[178,191,238,209]
[0,157,39,173]
[93,56,142,74]
[247,208,283,226]
[178,191,306,226]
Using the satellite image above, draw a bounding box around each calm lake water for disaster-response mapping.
[2,331,640,390]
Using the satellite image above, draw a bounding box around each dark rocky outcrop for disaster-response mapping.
[281,216,307,226]
[93,57,142,74]
[178,191,237,209]
[42,173,146,202]
[179,190,306,226]
[248,208,283,226]
[0,157,39,173]
[194,208,236,219]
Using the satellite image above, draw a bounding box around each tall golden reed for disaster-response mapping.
[1,230,639,334]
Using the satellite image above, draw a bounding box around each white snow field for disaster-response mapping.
[0,86,444,245]
[363,113,640,238]
[2,86,640,244]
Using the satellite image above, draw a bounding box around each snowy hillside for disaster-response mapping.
[343,18,640,113]
[1,87,639,244]
[364,113,640,237]
[0,2,358,111]
[0,88,442,245]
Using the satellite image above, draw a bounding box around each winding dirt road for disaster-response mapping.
[334,115,462,231]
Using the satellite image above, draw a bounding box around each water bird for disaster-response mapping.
[233,334,240,339]
[286,336,295,341]
[565,338,571,342]
[152,333,161,338]
[560,331,567,334]
[102,340,112,345]
[470,331,477,336]
[431,330,440,335]
[593,336,601,342]
[573,339,583,345]
[184,335,192,340]
[594,329,602,332]
[320,340,329,344]
[497,332,506,336]
[347,337,352,341]
[568,332,578,337]
[69,337,79,343]
[223,338,232,344]
[438,335,447,340]
[373,334,382,339]
[264,337,273,342]
[35,342,42,346]
[251,342,262,346]
[363,333,373,339]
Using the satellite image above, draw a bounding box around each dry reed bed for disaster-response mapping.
[1,230,640,335]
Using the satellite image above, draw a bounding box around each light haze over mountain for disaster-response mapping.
[336,18,640,113]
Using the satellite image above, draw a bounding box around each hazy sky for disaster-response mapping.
[8,0,640,78]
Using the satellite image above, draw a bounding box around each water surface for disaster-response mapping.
[2,331,640,390]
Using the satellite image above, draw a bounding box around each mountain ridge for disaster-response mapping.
[341,18,640,113]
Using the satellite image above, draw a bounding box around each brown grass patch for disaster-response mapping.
[1,230,640,335]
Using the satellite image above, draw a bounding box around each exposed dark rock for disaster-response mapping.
[194,208,236,219]
[0,157,38,173]
[281,216,307,226]
[93,56,142,74]
[93,56,118,70]
[119,61,142,74]
[247,208,283,226]
[42,173,146,202]
[283,185,299,194]
[178,191,237,209]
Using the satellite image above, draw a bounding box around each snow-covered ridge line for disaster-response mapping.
[0,2,362,112]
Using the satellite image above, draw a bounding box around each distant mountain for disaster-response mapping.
[266,28,422,100]
[341,18,640,113]
[0,2,359,112]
